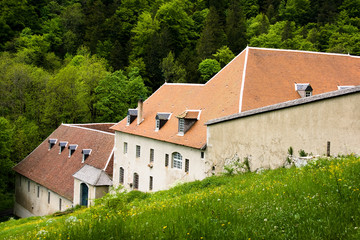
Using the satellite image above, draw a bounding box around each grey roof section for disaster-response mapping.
[156,113,171,120]
[59,141,68,147]
[206,85,360,126]
[73,164,112,186]
[128,109,138,116]
[295,83,312,91]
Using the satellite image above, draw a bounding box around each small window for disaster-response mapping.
[48,139,57,150]
[150,149,154,163]
[48,191,51,204]
[59,198,62,211]
[19,175,21,187]
[82,149,91,162]
[305,91,312,97]
[59,141,68,154]
[37,186,40,198]
[185,159,189,173]
[155,119,160,131]
[127,115,131,125]
[28,180,30,192]
[149,176,153,191]
[201,152,205,159]
[119,167,124,184]
[133,173,139,190]
[136,145,141,158]
[172,152,182,169]
[124,142,128,154]
[165,154,169,167]
[179,118,185,134]
[68,144,78,157]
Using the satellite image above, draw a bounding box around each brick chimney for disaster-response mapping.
[137,98,143,125]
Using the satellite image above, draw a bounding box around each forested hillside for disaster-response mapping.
[1,0,360,201]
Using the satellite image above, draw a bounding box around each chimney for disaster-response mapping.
[137,98,143,125]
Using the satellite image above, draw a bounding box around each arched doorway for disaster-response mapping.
[80,183,88,207]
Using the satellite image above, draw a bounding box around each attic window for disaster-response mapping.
[68,144,78,157]
[59,141,68,154]
[127,109,138,125]
[82,149,92,162]
[155,113,171,131]
[48,139,57,150]
[295,83,313,98]
[176,110,200,136]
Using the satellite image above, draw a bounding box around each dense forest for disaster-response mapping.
[1,0,360,203]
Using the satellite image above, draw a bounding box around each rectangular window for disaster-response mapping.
[136,145,141,158]
[124,142,128,154]
[133,173,139,190]
[201,152,205,159]
[165,154,169,167]
[48,192,51,204]
[37,186,40,198]
[59,198,62,211]
[185,159,189,173]
[28,180,30,192]
[150,149,154,162]
[155,119,160,130]
[149,176,153,191]
[19,176,21,187]
[119,167,124,184]
[127,115,131,125]
[179,118,185,133]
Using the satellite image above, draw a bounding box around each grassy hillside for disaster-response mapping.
[1,155,360,239]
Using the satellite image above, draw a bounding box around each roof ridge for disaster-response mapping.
[247,46,360,58]
[205,46,248,86]
[63,124,115,135]
[239,47,249,113]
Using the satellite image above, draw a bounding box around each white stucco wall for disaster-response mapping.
[14,174,73,218]
[113,132,207,192]
[73,178,109,207]
[207,92,360,173]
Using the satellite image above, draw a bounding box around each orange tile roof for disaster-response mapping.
[111,47,360,149]
[13,124,114,201]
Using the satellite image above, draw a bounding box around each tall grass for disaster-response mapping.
[1,155,360,239]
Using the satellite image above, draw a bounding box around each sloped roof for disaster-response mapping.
[111,47,360,149]
[13,124,114,201]
[73,164,112,186]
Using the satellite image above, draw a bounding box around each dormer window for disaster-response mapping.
[48,139,57,150]
[155,113,171,131]
[295,83,313,98]
[127,109,138,125]
[82,149,92,163]
[59,141,68,154]
[176,110,200,136]
[68,144,78,157]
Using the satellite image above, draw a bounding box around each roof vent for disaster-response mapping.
[81,149,92,163]
[59,141,68,154]
[176,110,201,136]
[338,85,354,90]
[127,109,138,125]
[68,144,78,158]
[48,139,57,150]
[295,83,313,98]
[155,113,171,131]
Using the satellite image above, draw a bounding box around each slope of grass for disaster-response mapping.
[1,155,360,239]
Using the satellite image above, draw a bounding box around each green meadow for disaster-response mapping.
[1,155,360,240]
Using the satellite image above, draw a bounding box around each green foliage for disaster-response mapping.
[213,46,235,67]
[160,51,187,83]
[288,146,293,156]
[3,156,360,239]
[0,117,13,193]
[298,149,308,157]
[198,58,221,82]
